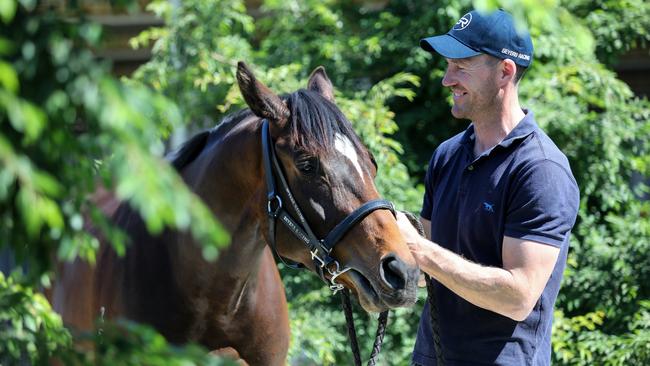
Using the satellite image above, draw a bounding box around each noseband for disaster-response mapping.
[261,119,395,293]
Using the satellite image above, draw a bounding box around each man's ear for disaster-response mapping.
[499,59,517,87]
[236,61,289,128]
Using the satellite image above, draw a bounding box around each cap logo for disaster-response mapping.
[453,13,472,30]
[501,48,531,61]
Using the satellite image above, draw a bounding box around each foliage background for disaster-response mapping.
[1,0,649,365]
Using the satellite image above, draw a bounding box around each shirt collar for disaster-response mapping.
[459,109,537,149]
[497,109,537,149]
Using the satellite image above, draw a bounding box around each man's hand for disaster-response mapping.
[396,211,423,254]
[396,212,428,287]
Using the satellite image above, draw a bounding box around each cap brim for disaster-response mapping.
[420,35,482,59]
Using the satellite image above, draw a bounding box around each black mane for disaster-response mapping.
[168,89,364,171]
[167,109,253,171]
[168,130,211,171]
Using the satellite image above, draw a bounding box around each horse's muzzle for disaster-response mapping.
[346,257,418,312]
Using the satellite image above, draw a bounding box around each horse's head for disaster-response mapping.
[236,62,419,312]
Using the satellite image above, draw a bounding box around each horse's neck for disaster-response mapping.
[183,115,266,260]
[166,117,276,332]
[167,116,269,304]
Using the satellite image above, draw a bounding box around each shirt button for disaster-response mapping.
[468,165,474,171]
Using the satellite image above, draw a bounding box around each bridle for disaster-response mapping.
[261,119,395,293]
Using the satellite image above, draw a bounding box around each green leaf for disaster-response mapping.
[17,189,41,237]
[3,96,47,142]
[21,101,47,142]
[39,197,63,230]
[0,0,16,24]
[32,171,62,197]
[0,60,19,93]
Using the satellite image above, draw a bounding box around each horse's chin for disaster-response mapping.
[347,270,386,312]
[345,270,417,313]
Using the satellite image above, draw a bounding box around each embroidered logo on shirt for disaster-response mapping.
[482,202,495,213]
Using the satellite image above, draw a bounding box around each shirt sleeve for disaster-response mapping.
[420,153,437,221]
[504,160,580,247]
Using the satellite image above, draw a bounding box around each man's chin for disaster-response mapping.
[451,107,469,120]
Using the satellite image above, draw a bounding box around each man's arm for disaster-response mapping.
[402,215,559,321]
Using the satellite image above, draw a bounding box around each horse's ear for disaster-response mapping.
[307,66,335,102]
[236,62,289,127]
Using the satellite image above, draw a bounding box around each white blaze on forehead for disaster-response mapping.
[309,198,326,220]
[334,133,365,183]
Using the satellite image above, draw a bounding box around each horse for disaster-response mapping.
[51,62,420,365]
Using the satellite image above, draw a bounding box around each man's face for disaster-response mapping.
[441,55,500,121]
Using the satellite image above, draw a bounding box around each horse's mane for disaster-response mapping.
[285,89,364,155]
[168,89,364,171]
[168,131,210,171]
[167,109,253,171]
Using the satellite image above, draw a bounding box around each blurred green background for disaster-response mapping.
[1,0,649,364]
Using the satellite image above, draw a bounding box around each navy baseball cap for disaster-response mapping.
[420,9,533,67]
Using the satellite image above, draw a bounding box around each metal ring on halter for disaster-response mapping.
[329,266,352,294]
[330,283,345,294]
[267,195,283,217]
[325,260,343,277]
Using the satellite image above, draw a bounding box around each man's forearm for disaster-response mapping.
[414,237,533,321]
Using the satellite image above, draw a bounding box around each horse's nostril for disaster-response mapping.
[380,256,407,291]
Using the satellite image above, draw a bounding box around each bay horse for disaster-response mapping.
[52,62,419,365]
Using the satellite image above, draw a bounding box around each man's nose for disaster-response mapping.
[441,68,455,87]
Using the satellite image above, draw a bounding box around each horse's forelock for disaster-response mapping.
[285,89,364,156]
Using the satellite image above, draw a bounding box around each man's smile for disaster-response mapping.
[452,90,467,102]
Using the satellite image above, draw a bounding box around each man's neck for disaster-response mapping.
[471,98,525,157]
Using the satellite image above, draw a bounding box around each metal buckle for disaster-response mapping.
[310,249,327,268]
[267,196,283,217]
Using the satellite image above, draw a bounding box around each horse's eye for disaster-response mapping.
[296,156,319,176]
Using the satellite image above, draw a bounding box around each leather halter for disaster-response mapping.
[261,119,395,293]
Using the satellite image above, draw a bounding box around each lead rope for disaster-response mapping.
[367,309,389,366]
[341,289,389,366]
[425,274,445,366]
[341,290,362,366]
[402,211,445,366]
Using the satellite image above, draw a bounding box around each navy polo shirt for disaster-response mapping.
[412,111,579,366]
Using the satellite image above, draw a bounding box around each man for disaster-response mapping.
[396,9,580,365]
